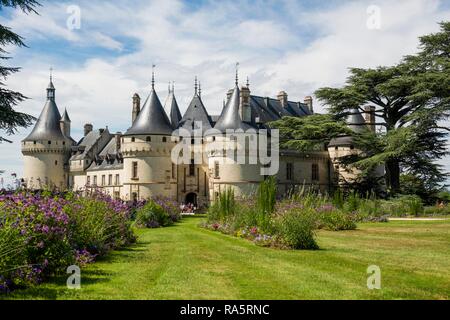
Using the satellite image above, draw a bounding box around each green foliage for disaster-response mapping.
[207,187,236,223]
[274,209,319,250]
[0,191,135,293]
[315,23,450,196]
[318,210,357,231]
[437,190,450,203]
[0,0,40,137]
[269,114,351,151]
[65,197,135,255]
[257,177,277,214]
[256,177,277,232]
[135,201,173,228]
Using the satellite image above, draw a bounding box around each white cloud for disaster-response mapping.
[1,0,449,186]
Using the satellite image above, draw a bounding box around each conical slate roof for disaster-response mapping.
[125,88,173,136]
[164,91,182,128]
[214,85,254,133]
[23,82,65,142]
[347,108,367,133]
[328,108,367,147]
[179,93,213,133]
[61,108,71,122]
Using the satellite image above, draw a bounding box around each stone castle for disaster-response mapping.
[21,72,377,207]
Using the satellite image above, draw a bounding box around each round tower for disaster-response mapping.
[327,108,368,187]
[207,79,264,201]
[22,76,74,190]
[121,72,177,201]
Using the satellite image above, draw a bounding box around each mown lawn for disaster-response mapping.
[3,216,449,300]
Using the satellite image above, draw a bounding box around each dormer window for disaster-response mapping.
[48,141,51,145]
[162,137,167,143]
[131,137,135,143]
[146,136,151,142]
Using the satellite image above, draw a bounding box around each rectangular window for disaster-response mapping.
[108,174,113,186]
[101,175,106,186]
[172,163,176,179]
[286,163,293,180]
[214,161,220,178]
[93,176,97,186]
[114,192,120,200]
[312,163,319,181]
[115,174,120,185]
[87,176,91,186]
[132,162,138,179]
[189,159,195,176]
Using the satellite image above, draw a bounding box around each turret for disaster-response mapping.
[121,68,177,201]
[22,74,73,190]
[60,108,71,138]
[164,82,182,128]
[208,71,262,201]
[328,108,368,187]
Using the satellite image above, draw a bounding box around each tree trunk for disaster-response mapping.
[385,159,400,194]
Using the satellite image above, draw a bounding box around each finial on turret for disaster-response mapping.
[172,81,175,94]
[198,81,202,97]
[47,67,55,100]
[246,76,250,88]
[152,64,156,89]
[194,76,198,95]
[235,62,239,86]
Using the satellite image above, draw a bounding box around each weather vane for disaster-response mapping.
[152,64,156,88]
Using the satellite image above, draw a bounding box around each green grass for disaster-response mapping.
[2,216,449,300]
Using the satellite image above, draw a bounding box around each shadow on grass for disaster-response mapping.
[1,240,154,300]
[1,268,113,300]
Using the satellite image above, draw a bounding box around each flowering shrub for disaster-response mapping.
[135,198,181,228]
[0,190,136,294]
[274,209,319,250]
[65,191,136,255]
[153,196,181,223]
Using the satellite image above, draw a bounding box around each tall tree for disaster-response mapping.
[270,114,351,151]
[315,22,450,195]
[0,0,41,142]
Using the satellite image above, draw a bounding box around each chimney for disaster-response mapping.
[132,93,141,124]
[115,132,122,152]
[277,91,288,108]
[240,85,251,122]
[84,124,93,136]
[304,96,313,114]
[365,106,376,132]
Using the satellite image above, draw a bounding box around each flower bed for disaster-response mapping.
[134,196,181,229]
[0,190,136,294]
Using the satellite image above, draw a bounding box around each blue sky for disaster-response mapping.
[0,0,449,188]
